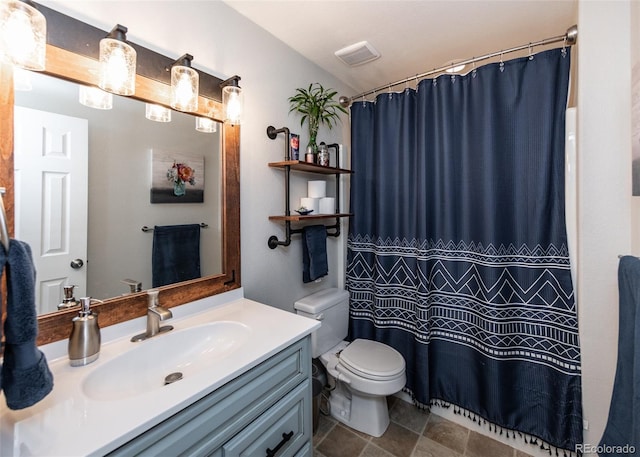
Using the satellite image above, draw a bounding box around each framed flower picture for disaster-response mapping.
[150,150,205,203]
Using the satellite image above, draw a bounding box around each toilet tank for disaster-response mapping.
[294,288,349,358]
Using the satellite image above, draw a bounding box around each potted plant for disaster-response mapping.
[288,83,348,162]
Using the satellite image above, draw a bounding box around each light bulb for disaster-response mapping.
[223,85,243,125]
[145,103,171,122]
[79,85,113,110]
[195,117,217,133]
[99,26,136,96]
[0,0,46,71]
[171,65,198,112]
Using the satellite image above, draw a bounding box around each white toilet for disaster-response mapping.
[295,288,406,437]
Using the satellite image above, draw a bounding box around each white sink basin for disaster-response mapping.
[82,321,251,401]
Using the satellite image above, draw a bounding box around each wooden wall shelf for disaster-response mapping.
[269,213,353,222]
[266,127,352,249]
[268,160,352,175]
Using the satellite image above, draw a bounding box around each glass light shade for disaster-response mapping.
[145,103,171,122]
[99,37,136,95]
[13,67,32,91]
[0,0,46,71]
[79,85,113,110]
[223,85,243,125]
[195,116,217,133]
[171,65,199,112]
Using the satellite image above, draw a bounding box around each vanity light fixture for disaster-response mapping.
[0,0,46,71]
[195,116,217,133]
[145,103,171,122]
[99,24,136,96]
[79,85,113,110]
[170,53,199,112]
[220,75,243,125]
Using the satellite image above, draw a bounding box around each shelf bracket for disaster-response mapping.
[268,218,342,249]
[267,125,291,160]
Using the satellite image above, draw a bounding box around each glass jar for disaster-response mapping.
[317,143,329,166]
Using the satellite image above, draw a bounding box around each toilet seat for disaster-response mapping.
[338,339,405,381]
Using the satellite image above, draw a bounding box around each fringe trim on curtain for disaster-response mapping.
[402,387,583,457]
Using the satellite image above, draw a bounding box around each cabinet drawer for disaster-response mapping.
[108,337,310,456]
[222,380,310,457]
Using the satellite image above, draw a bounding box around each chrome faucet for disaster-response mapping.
[121,278,142,294]
[130,289,174,342]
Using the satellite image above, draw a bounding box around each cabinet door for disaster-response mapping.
[222,380,310,457]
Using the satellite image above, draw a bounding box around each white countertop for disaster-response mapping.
[0,289,320,456]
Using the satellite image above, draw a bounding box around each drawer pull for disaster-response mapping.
[266,430,294,457]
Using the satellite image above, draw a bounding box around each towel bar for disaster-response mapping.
[142,223,208,233]
[267,221,340,249]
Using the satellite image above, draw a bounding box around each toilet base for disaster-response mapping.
[328,381,390,437]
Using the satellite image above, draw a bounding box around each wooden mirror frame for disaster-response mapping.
[0,33,240,346]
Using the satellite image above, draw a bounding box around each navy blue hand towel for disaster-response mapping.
[1,239,54,410]
[152,224,201,288]
[302,225,328,283]
[598,255,640,455]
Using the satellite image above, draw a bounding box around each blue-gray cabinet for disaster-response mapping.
[108,336,312,456]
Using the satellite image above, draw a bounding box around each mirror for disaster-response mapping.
[14,71,222,314]
[0,12,241,345]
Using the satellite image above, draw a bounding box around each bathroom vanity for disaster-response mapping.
[108,339,311,456]
[0,289,319,456]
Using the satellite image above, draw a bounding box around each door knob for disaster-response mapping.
[70,259,84,269]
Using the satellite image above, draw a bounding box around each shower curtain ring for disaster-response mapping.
[472,59,477,78]
[499,51,505,72]
[528,43,534,60]
[561,36,568,57]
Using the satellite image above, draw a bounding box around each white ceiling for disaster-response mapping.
[223,0,578,97]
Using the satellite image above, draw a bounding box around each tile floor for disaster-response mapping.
[313,397,534,457]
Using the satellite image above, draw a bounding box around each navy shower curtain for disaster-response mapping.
[346,48,582,452]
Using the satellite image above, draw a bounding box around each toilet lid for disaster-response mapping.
[339,339,405,380]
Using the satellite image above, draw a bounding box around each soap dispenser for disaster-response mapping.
[58,284,79,309]
[68,297,101,367]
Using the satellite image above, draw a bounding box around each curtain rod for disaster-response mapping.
[339,24,578,107]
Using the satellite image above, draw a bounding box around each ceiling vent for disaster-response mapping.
[334,41,380,67]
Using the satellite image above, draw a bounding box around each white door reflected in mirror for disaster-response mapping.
[14,106,88,314]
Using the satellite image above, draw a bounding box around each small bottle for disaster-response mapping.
[68,297,101,367]
[305,145,315,164]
